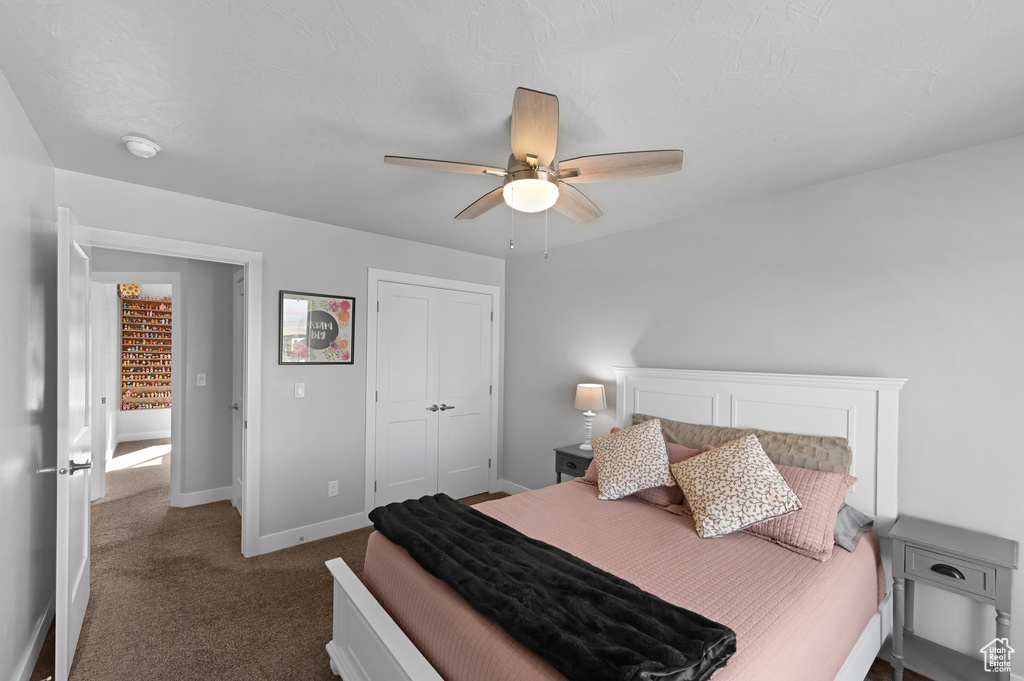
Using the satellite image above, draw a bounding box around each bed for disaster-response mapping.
[326,367,907,681]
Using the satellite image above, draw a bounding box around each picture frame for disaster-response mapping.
[279,291,355,365]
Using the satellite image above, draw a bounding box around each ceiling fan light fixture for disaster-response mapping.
[503,171,559,213]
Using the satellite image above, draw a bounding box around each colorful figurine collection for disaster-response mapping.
[121,295,173,411]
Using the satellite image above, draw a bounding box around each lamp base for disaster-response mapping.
[580,410,596,451]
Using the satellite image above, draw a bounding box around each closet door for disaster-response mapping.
[436,290,492,499]
[374,282,440,506]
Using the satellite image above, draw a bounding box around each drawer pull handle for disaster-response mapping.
[931,564,965,580]
[565,461,577,469]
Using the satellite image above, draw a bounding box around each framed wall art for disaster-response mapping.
[279,291,355,365]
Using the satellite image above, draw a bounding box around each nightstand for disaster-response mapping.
[554,444,594,483]
[884,516,1019,681]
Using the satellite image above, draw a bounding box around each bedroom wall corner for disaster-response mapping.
[503,133,1024,661]
[0,66,58,681]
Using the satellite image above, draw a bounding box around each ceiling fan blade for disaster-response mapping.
[557,150,683,184]
[511,87,558,168]
[384,156,507,177]
[455,187,506,220]
[552,182,602,223]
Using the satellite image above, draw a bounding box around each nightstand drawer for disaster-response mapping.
[906,546,995,599]
[556,454,588,477]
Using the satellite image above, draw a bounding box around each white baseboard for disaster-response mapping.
[15,590,55,681]
[500,479,531,495]
[258,510,371,555]
[175,485,232,508]
[115,430,171,445]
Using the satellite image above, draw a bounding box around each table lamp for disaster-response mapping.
[575,383,607,450]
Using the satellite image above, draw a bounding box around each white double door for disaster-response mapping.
[375,282,492,506]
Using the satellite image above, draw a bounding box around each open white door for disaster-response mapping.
[56,207,92,681]
[231,270,245,510]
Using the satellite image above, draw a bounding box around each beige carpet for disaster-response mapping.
[30,438,928,681]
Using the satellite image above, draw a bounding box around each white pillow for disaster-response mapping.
[671,434,802,538]
[592,419,673,500]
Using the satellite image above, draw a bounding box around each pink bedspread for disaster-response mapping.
[364,481,885,681]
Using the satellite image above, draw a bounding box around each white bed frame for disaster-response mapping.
[326,367,907,681]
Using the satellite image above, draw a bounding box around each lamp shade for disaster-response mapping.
[574,384,607,412]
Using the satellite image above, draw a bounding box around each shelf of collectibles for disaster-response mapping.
[119,284,173,411]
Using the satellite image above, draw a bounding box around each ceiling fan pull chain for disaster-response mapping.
[509,185,515,250]
[544,209,549,261]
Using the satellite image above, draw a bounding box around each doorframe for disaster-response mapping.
[88,272,180,504]
[364,269,501,516]
[72,218,264,558]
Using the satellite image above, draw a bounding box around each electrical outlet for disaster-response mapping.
[295,382,305,398]
[196,373,207,387]
[328,480,338,497]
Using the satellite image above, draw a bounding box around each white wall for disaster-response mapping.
[55,170,506,539]
[0,69,56,681]
[90,250,235,496]
[504,134,1024,660]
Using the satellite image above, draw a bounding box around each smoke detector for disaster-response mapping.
[122,135,161,159]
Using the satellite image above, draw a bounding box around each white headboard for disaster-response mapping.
[613,367,907,532]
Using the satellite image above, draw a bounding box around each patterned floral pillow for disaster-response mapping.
[592,419,674,501]
[671,434,802,538]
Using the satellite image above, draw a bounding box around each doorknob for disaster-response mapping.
[426,404,439,412]
[231,402,240,411]
[63,461,93,476]
[439,403,455,411]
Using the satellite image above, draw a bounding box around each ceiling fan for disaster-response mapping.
[384,87,684,223]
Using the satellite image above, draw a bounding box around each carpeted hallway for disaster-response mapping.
[31,438,927,681]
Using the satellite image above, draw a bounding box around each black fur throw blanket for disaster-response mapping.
[369,494,736,681]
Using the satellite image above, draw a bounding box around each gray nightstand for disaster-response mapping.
[554,444,594,483]
[884,516,1019,681]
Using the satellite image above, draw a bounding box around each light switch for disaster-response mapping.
[295,382,305,399]
[196,373,207,387]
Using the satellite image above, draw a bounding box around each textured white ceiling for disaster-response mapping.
[1,0,1022,258]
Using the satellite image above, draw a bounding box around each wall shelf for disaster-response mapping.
[120,295,172,411]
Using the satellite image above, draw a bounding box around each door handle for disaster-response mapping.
[439,403,455,411]
[426,404,439,412]
[63,461,93,476]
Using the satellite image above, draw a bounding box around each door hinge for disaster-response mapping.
[489,385,492,395]
[377,301,380,312]
[488,458,492,469]
[244,420,247,429]
[490,311,493,322]
[375,390,378,402]
[374,481,377,492]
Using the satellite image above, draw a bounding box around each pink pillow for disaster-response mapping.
[742,464,856,561]
[578,432,704,510]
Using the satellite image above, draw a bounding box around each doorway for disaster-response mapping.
[365,269,501,512]
[89,272,179,505]
[71,219,263,557]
